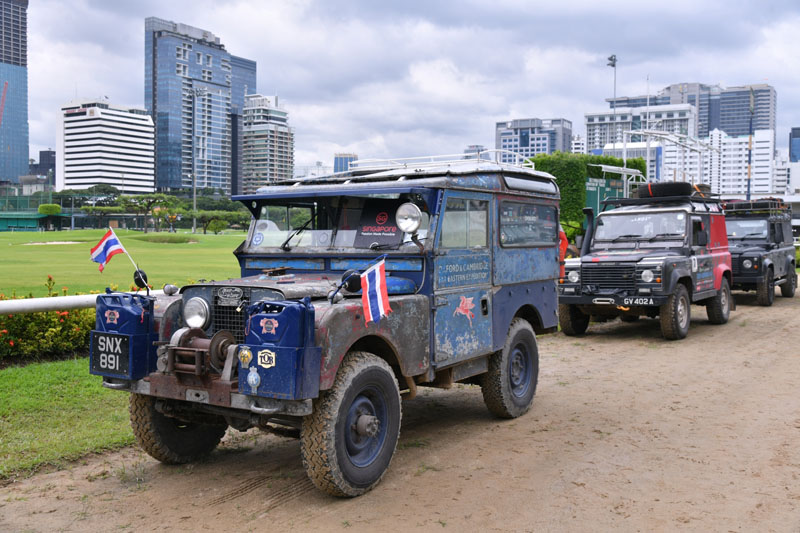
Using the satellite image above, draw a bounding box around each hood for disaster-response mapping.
[728,242,767,255]
[185,273,339,300]
[580,248,684,263]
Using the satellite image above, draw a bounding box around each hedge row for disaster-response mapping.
[0,276,96,363]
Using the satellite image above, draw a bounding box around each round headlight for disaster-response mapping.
[641,269,654,283]
[743,259,753,269]
[567,270,580,283]
[396,202,422,234]
[184,297,210,329]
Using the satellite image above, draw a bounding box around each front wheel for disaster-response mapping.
[558,304,589,336]
[660,284,690,340]
[781,269,796,298]
[129,394,228,464]
[756,270,775,306]
[481,319,539,419]
[301,352,401,497]
[706,277,731,324]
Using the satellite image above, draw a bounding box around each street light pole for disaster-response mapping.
[746,87,754,201]
[192,172,197,234]
[607,54,617,148]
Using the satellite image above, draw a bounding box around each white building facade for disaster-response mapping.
[241,94,293,193]
[585,104,697,153]
[570,134,586,154]
[56,100,155,193]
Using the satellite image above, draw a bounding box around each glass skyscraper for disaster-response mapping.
[0,0,28,182]
[145,17,256,193]
[789,128,800,163]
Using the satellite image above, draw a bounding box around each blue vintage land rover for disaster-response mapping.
[89,154,561,496]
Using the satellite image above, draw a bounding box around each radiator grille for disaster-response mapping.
[731,263,741,276]
[581,264,636,290]
[212,287,251,343]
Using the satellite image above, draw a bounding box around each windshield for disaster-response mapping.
[726,218,768,240]
[246,194,430,252]
[592,211,687,248]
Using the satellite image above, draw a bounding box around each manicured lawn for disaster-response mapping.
[0,229,247,297]
[0,357,133,480]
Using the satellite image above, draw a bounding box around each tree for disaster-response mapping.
[80,205,121,229]
[120,194,178,233]
[84,184,121,207]
[207,219,228,234]
[37,203,61,231]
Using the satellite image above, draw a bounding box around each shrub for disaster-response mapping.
[0,275,96,364]
[131,234,197,244]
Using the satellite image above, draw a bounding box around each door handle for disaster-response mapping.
[480,296,489,315]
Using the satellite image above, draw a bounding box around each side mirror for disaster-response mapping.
[341,269,362,292]
[695,233,708,247]
[134,269,148,289]
[575,235,584,249]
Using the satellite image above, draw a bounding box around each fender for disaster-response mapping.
[665,266,692,295]
[712,263,732,290]
[761,257,774,278]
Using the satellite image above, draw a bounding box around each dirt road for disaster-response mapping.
[2,292,799,532]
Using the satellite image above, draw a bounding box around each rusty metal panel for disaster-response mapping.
[493,246,559,285]
[433,288,492,365]
[316,295,430,390]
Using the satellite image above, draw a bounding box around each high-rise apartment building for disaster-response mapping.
[789,128,800,163]
[585,104,696,153]
[145,17,256,194]
[607,82,776,142]
[241,94,293,193]
[0,0,28,182]
[495,118,572,163]
[56,100,155,194]
[334,153,358,173]
[570,135,586,154]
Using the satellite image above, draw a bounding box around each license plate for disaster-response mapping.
[623,297,654,306]
[91,332,130,375]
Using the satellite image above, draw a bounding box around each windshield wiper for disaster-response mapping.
[732,231,766,239]
[280,217,314,251]
[647,232,684,242]
[611,233,643,242]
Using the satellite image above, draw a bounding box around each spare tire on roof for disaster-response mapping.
[635,181,694,198]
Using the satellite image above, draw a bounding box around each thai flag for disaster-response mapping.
[361,259,392,325]
[90,229,125,272]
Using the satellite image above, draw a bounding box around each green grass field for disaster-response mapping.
[0,357,133,480]
[0,229,247,297]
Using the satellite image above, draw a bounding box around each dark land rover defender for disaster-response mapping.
[724,199,796,305]
[89,155,562,497]
[558,182,733,340]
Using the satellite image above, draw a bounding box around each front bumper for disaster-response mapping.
[558,288,670,307]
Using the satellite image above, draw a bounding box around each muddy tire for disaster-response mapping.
[481,319,538,419]
[300,352,401,497]
[780,269,796,298]
[129,393,227,464]
[756,270,775,306]
[660,283,690,340]
[706,278,731,324]
[558,304,589,336]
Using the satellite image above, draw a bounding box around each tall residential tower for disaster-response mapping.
[145,17,256,193]
[0,0,28,182]
[241,94,293,193]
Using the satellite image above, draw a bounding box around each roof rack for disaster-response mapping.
[351,149,532,172]
[601,190,723,212]
[723,198,791,215]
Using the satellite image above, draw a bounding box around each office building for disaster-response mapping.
[570,135,586,154]
[585,104,696,153]
[607,82,776,142]
[145,17,256,193]
[56,100,155,193]
[495,118,572,163]
[789,128,800,163]
[28,149,55,183]
[0,0,28,182]
[334,153,358,173]
[241,94,293,193]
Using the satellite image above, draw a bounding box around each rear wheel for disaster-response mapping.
[780,269,796,298]
[558,304,589,335]
[756,270,775,306]
[481,319,538,419]
[300,352,401,497]
[660,284,690,340]
[129,394,227,464]
[706,278,731,324]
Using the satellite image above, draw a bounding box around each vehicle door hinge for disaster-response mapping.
[434,296,449,308]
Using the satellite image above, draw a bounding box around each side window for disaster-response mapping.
[440,198,488,248]
[499,201,558,247]
[692,217,708,247]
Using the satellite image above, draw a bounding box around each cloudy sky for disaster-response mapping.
[28,0,800,168]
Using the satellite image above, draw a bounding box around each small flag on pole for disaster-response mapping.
[361,259,392,325]
[90,229,126,272]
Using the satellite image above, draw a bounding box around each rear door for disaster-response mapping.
[432,191,493,366]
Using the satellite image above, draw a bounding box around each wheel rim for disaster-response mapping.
[721,285,728,311]
[677,295,688,328]
[508,343,532,399]
[344,386,388,467]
